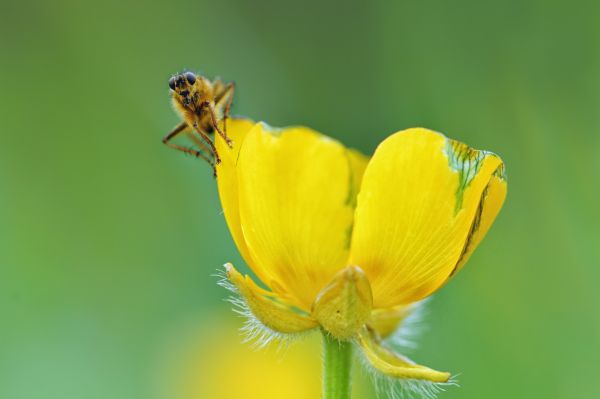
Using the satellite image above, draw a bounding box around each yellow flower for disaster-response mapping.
[215,119,506,388]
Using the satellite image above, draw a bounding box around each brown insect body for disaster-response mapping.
[163,71,235,176]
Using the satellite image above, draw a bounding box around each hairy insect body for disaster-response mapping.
[163,71,235,176]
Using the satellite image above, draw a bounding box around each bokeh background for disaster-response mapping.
[1,0,599,398]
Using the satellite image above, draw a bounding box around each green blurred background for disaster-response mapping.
[1,0,599,398]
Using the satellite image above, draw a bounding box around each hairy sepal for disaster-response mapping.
[219,263,318,347]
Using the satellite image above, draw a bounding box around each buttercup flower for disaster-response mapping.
[215,119,506,397]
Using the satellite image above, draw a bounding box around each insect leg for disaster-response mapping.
[191,120,222,165]
[185,130,214,157]
[162,121,188,143]
[204,100,233,148]
[163,122,217,176]
[220,82,235,137]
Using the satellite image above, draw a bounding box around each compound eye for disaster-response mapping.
[168,77,176,90]
[184,72,196,85]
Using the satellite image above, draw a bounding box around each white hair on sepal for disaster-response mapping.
[385,298,431,354]
[356,348,459,399]
[214,268,302,351]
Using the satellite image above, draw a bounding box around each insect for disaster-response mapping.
[163,71,235,176]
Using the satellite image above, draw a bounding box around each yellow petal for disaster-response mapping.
[236,123,365,310]
[225,263,319,334]
[451,164,507,275]
[346,148,370,208]
[311,266,373,340]
[367,305,413,338]
[216,118,256,271]
[357,327,450,382]
[350,128,506,308]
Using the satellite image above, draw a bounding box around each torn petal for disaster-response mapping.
[350,128,506,308]
[357,327,450,383]
[312,266,373,340]
[224,263,319,334]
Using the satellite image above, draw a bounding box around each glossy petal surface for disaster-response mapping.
[235,124,367,309]
[350,128,505,307]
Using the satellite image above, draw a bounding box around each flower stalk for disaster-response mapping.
[322,331,353,399]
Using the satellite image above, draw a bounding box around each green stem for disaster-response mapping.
[322,331,353,399]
